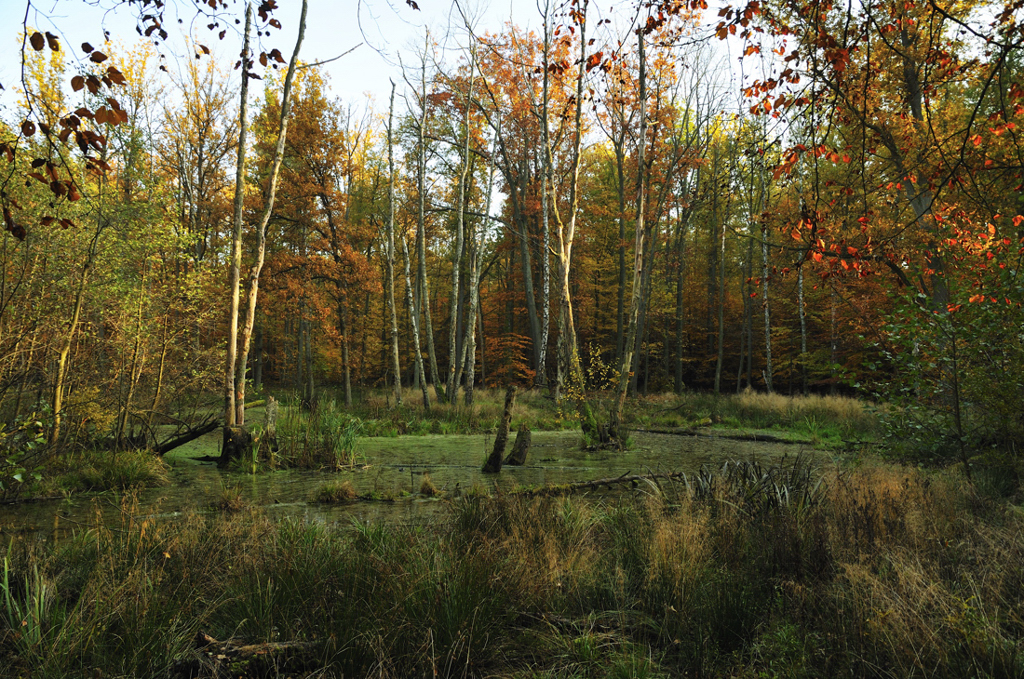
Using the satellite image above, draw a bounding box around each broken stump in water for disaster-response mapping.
[483,385,517,473]
[219,426,252,468]
[504,424,531,466]
[260,395,279,454]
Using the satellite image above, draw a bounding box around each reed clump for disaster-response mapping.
[1,460,1021,678]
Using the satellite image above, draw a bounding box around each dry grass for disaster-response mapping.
[1,460,1021,678]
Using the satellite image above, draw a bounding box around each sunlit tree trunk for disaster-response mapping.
[224,3,252,428]
[385,82,402,407]
[537,12,552,389]
[550,0,596,438]
[457,121,496,406]
[446,40,476,402]
[612,28,646,434]
[415,43,443,402]
[233,0,307,425]
[402,233,430,410]
[50,221,103,447]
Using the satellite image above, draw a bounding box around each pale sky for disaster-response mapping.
[0,0,544,114]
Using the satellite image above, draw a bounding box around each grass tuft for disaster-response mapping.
[310,480,357,504]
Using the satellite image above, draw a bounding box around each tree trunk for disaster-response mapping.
[416,46,443,403]
[385,82,403,407]
[550,0,596,439]
[504,424,531,466]
[402,234,430,410]
[612,28,646,436]
[447,44,476,403]
[224,4,252,429]
[761,218,773,393]
[714,173,726,394]
[798,264,807,395]
[229,0,307,438]
[483,385,517,473]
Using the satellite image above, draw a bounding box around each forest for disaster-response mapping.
[0,0,1022,677]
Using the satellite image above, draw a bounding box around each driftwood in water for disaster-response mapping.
[504,424,531,465]
[171,631,323,678]
[483,385,517,473]
[515,471,687,497]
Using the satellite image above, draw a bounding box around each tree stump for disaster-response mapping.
[219,426,252,468]
[261,395,279,454]
[504,424,531,466]
[483,385,517,473]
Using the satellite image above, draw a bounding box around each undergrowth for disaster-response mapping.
[1,459,1021,678]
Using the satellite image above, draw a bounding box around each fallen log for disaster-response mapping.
[637,427,804,445]
[172,631,325,678]
[154,418,221,455]
[513,471,688,497]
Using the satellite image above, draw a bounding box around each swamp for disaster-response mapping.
[2,0,1024,675]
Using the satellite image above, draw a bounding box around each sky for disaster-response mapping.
[0,0,544,113]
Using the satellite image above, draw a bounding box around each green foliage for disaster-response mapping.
[876,292,1024,470]
[0,416,46,495]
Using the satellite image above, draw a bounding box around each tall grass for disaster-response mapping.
[276,399,362,469]
[626,389,879,443]
[2,462,1020,678]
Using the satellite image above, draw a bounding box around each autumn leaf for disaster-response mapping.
[29,32,44,51]
[89,51,108,63]
[71,75,85,91]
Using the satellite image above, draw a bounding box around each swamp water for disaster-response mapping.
[0,429,823,540]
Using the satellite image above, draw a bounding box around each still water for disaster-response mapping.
[0,429,820,539]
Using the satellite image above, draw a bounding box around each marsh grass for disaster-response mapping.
[52,449,171,493]
[276,399,362,469]
[312,386,876,449]
[310,480,357,504]
[2,461,1021,678]
[625,389,878,445]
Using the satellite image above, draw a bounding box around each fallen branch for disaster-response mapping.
[172,631,325,678]
[154,417,220,455]
[513,470,688,497]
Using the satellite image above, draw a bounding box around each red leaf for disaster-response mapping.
[20,120,36,137]
[71,75,85,92]
[89,51,108,63]
[29,32,44,51]
[45,32,60,51]
[82,42,94,53]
